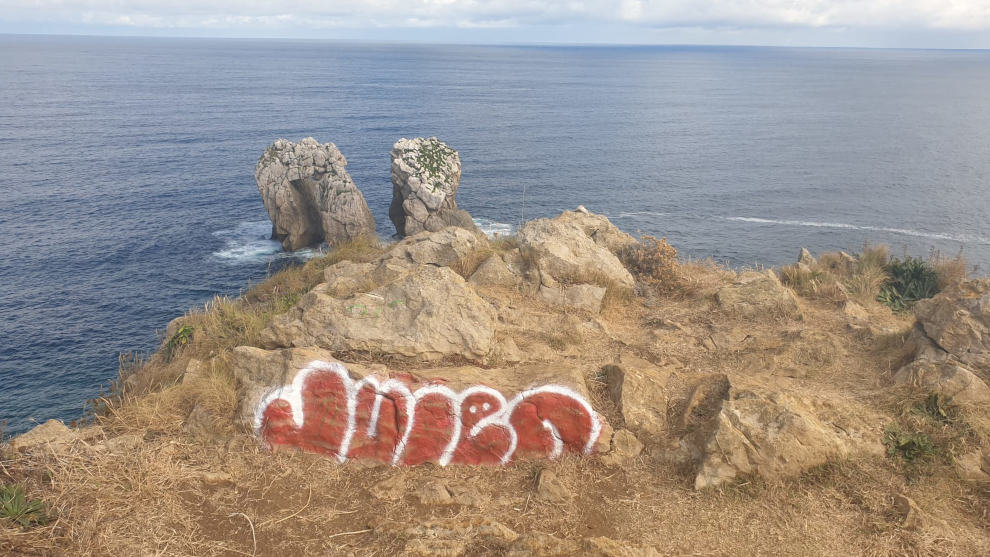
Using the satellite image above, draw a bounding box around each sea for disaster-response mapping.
[2,35,989,435]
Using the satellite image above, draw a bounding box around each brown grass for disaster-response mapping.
[929,247,970,291]
[449,245,494,279]
[5,234,990,556]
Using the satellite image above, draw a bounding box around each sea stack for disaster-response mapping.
[255,138,376,251]
[388,137,478,237]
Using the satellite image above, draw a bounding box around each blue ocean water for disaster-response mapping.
[1,35,989,435]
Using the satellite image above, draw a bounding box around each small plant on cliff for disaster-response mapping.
[883,425,936,462]
[877,255,938,311]
[619,235,679,294]
[163,324,194,362]
[0,484,49,528]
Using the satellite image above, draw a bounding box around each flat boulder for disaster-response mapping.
[255,138,375,250]
[692,390,881,489]
[389,137,478,237]
[261,265,496,361]
[517,210,634,291]
[241,353,609,465]
[715,270,801,319]
[914,278,990,371]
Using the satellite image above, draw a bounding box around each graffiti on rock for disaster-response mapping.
[255,360,603,465]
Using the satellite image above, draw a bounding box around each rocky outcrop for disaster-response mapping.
[389,137,477,237]
[715,270,801,319]
[261,264,496,361]
[692,390,881,489]
[255,138,376,250]
[893,279,990,403]
[517,209,635,292]
[913,279,990,371]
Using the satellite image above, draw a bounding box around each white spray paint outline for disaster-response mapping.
[254,360,602,466]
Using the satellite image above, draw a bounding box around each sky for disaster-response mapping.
[1,1,989,48]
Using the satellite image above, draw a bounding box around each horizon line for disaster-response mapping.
[3,31,990,52]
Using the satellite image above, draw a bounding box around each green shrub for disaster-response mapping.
[877,256,938,311]
[883,425,937,462]
[0,484,49,527]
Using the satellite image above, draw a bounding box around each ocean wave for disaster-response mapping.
[473,217,516,238]
[212,221,317,264]
[725,217,990,245]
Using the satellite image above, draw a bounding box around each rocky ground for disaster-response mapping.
[2,208,989,556]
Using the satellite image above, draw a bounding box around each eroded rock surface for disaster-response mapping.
[518,210,634,291]
[715,270,801,319]
[389,137,477,237]
[692,390,881,489]
[261,264,496,361]
[255,138,375,250]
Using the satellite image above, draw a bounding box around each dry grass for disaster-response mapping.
[781,246,894,305]
[929,247,971,291]
[449,245,494,279]
[5,234,990,555]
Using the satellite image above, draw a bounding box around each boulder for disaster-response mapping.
[914,279,990,371]
[384,226,487,269]
[242,354,610,465]
[389,137,477,237]
[893,494,925,531]
[538,283,606,313]
[469,254,523,289]
[892,325,990,404]
[692,390,881,489]
[892,360,990,404]
[715,270,801,319]
[255,138,376,251]
[517,212,634,290]
[260,265,497,361]
[603,356,674,440]
[600,429,644,466]
[798,247,816,267]
[8,420,80,452]
[552,208,637,255]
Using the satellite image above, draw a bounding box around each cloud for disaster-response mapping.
[1,1,988,35]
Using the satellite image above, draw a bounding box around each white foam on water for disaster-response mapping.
[473,217,516,238]
[725,216,990,245]
[212,221,318,264]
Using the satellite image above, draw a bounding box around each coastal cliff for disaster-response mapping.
[3,203,989,554]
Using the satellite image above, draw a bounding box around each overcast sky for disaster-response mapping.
[2,1,989,48]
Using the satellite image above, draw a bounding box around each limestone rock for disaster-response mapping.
[715,270,801,319]
[230,345,340,430]
[600,429,644,466]
[954,449,990,482]
[255,138,375,250]
[385,226,487,269]
[389,137,477,237]
[538,283,606,313]
[914,278,990,371]
[892,360,990,404]
[604,356,673,441]
[894,494,925,530]
[260,265,497,361]
[518,212,634,290]
[182,358,207,384]
[798,247,816,267]
[551,208,637,255]
[8,420,80,452]
[470,254,523,288]
[693,390,881,489]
